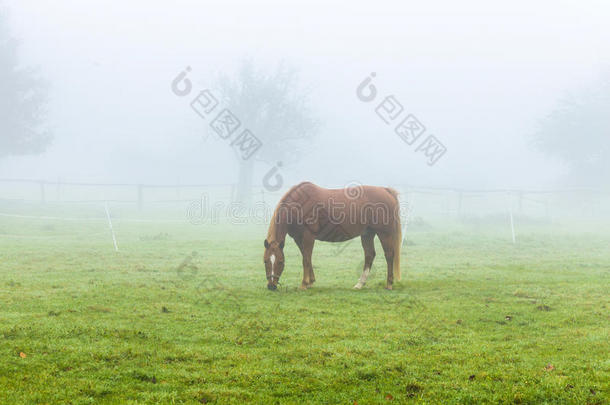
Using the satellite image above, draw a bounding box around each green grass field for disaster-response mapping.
[0,211,608,404]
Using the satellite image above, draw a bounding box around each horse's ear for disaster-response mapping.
[279,240,285,249]
[264,239,269,249]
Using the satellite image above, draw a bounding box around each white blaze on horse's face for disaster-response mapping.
[264,239,285,290]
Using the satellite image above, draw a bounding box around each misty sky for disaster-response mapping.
[2,0,609,189]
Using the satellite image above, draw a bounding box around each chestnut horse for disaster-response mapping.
[263,182,402,290]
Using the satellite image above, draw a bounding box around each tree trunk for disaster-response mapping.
[235,159,254,206]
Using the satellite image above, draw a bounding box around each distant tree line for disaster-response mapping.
[0,8,51,159]
[534,73,610,187]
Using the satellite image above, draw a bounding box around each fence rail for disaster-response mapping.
[1,178,608,220]
[1,178,609,249]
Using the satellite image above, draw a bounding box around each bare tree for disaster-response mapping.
[0,8,51,159]
[216,61,319,203]
[534,74,610,187]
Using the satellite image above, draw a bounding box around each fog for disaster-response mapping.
[1,0,609,191]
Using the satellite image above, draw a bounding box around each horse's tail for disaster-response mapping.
[393,213,402,281]
[385,188,402,281]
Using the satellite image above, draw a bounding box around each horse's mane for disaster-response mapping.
[266,205,280,243]
[384,187,399,201]
[266,182,312,242]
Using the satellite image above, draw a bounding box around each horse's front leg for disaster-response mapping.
[298,230,315,289]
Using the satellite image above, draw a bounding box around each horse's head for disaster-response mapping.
[263,239,285,290]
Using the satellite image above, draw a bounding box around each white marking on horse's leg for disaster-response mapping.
[353,267,371,289]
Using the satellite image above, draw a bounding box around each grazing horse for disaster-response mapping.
[263,182,402,290]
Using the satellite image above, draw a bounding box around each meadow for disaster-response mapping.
[0,207,608,404]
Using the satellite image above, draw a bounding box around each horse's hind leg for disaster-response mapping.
[377,232,395,290]
[354,230,376,289]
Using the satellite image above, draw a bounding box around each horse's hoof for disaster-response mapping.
[385,285,393,290]
[353,283,363,289]
[299,284,308,290]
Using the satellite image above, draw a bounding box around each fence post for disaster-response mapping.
[137,185,143,211]
[39,181,46,204]
[518,191,523,213]
[105,202,119,252]
[507,192,516,244]
[56,178,61,202]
